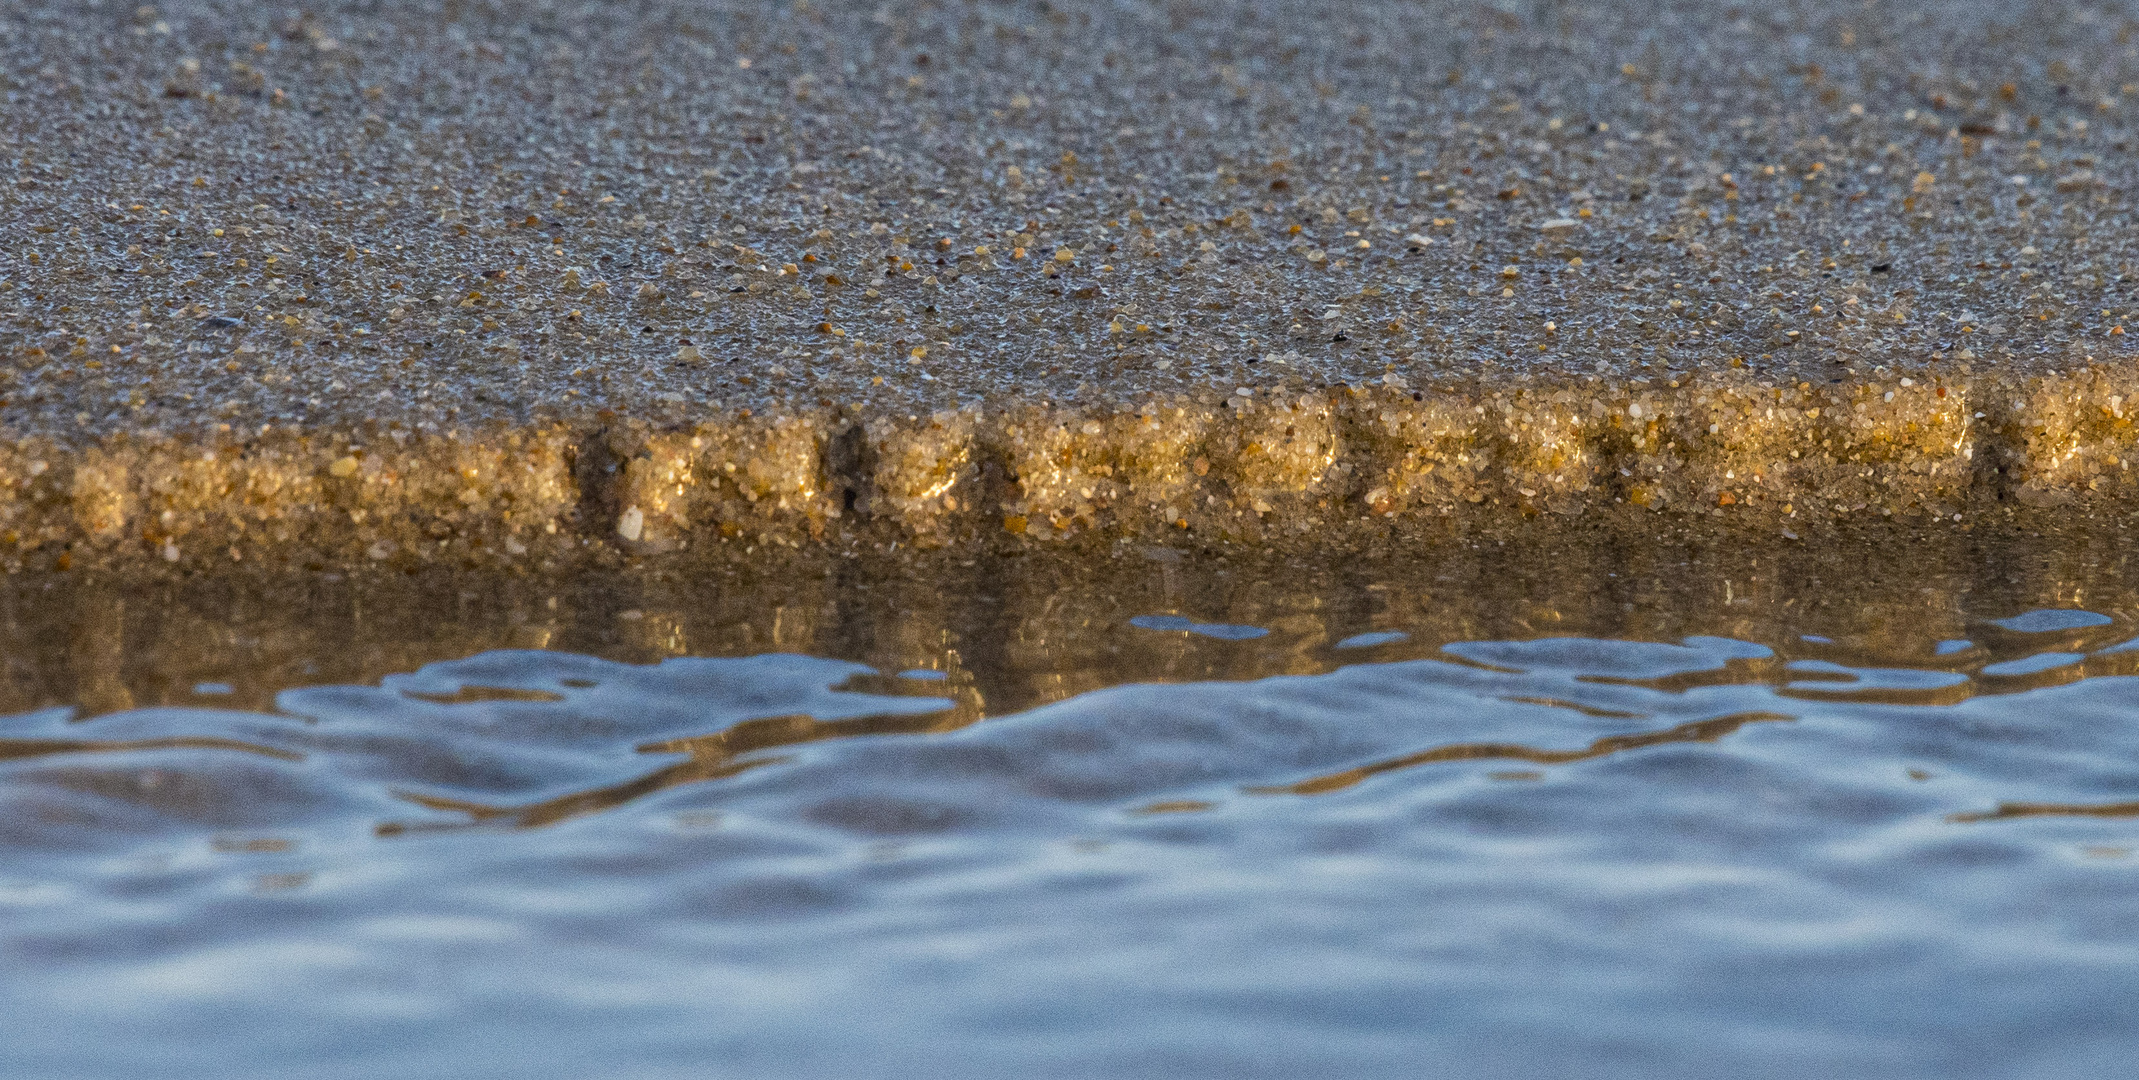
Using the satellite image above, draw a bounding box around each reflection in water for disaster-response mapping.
[1131,799,1218,815]
[1335,631,1411,650]
[1129,614,1272,640]
[1246,712,1796,796]
[6,626,2135,839]
[1989,609,2117,634]
[4,605,2138,841]
[5,535,2139,1076]
[0,734,301,764]
[1496,696,1647,719]
[402,686,569,706]
[1949,800,2139,823]
[386,701,981,833]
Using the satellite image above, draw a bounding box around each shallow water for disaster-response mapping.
[3,537,2139,1077]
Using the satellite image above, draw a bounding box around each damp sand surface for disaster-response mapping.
[2,531,2139,1076]
[9,1,2139,563]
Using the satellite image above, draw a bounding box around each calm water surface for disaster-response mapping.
[2,539,2137,1077]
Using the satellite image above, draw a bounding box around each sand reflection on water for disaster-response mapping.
[1,530,2137,1077]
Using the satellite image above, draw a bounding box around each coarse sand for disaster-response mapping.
[6,0,2139,567]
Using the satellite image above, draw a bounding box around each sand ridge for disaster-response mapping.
[5,1,2139,563]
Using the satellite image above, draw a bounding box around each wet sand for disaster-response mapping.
[7,1,2139,564]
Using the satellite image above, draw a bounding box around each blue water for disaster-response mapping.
[3,610,2138,1077]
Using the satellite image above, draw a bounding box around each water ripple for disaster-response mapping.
[4,620,2139,1076]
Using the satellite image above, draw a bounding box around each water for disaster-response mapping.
[2,531,2138,1077]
